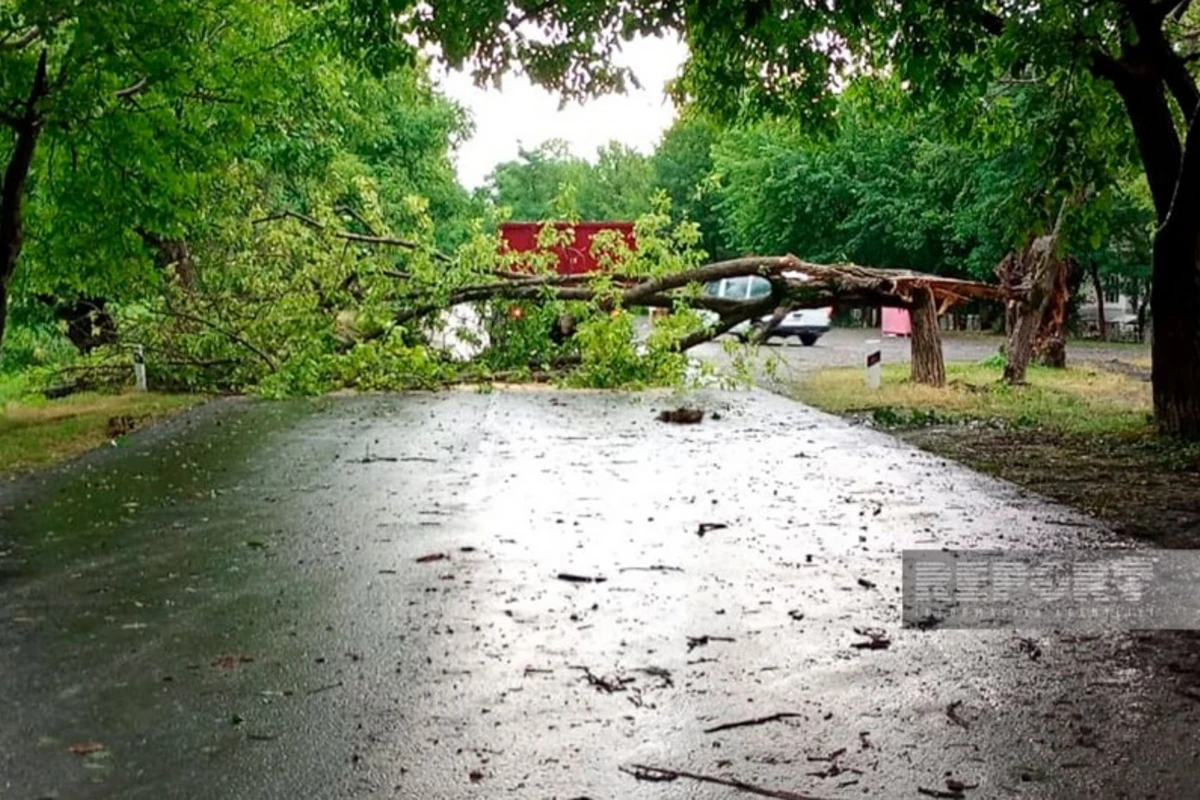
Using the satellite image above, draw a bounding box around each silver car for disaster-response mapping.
[701,274,832,346]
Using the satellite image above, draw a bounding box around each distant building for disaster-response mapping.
[1076,282,1141,340]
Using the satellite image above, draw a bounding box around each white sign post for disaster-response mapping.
[133,345,147,392]
[865,339,881,389]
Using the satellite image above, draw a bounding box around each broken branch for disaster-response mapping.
[703,712,805,734]
[620,763,832,800]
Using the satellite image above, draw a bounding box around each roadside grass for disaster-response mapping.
[786,361,1153,436]
[0,389,204,477]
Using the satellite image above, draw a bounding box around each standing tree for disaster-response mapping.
[405,0,1200,434]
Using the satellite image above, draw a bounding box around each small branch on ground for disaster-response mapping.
[687,635,736,651]
[619,763,832,799]
[556,572,608,583]
[703,712,805,734]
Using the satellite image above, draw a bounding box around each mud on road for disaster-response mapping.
[1,390,1198,799]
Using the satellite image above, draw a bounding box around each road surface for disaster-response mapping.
[0,389,1195,799]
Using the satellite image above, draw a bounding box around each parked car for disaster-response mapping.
[700,274,832,346]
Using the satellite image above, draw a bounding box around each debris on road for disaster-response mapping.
[1015,636,1043,661]
[618,564,684,573]
[351,452,399,463]
[211,653,254,668]
[687,635,736,652]
[620,763,830,799]
[946,700,970,729]
[917,786,967,799]
[697,522,728,537]
[856,577,876,589]
[556,572,608,583]
[850,628,891,650]
[656,407,704,424]
[633,666,674,688]
[703,712,804,734]
[913,613,943,630]
[415,552,448,563]
[788,609,805,622]
[570,665,632,694]
[68,742,106,756]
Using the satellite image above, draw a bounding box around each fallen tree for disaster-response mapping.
[55,207,1016,396]
[396,254,1009,387]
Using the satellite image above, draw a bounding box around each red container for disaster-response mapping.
[499,221,637,275]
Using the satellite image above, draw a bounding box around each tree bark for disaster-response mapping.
[0,49,49,362]
[909,288,945,386]
[1150,223,1200,436]
[1033,255,1078,368]
[1095,43,1200,434]
[1003,236,1062,384]
[1088,259,1107,340]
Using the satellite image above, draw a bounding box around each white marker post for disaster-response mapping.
[133,345,147,392]
[865,339,881,389]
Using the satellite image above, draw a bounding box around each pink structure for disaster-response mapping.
[882,307,912,337]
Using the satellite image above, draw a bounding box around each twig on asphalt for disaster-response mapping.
[619,764,832,799]
[687,635,736,652]
[946,700,970,729]
[557,572,608,583]
[618,565,685,573]
[306,681,343,695]
[917,787,965,799]
[850,627,891,650]
[704,712,805,734]
[569,665,632,693]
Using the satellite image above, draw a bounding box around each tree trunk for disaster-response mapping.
[1095,44,1200,434]
[139,231,197,291]
[1033,255,1077,368]
[0,50,49,362]
[0,280,7,360]
[1003,237,1059,384]
[1088,259,1107,341]
[909,290,945,386]
[1150,226,1200,436]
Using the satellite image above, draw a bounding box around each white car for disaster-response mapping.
[701,274,832,346]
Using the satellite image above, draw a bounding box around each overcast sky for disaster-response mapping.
[434,35,688,190]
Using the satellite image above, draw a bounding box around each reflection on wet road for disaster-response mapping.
[1,390,1197,799]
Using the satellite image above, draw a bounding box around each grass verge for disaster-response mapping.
[788,361,1153,435]
[0,390,205,478]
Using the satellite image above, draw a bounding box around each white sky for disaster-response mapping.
[434,35,688,190]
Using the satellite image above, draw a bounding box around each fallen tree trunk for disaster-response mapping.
[395,256,1011,362]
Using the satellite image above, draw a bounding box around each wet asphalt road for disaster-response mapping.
[2,389,1198,799]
